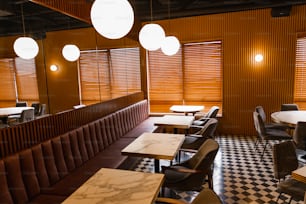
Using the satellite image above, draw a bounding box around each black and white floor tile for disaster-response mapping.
[132,135,304,204]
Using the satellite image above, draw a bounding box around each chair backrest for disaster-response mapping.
[253,111,266,137]
[20,109,35,122]
[272,140,298,180]
[192,189,222,204]
[281,103,299,111]
[38,104,46,116]
[195,118,218,138]
[255,106,266,122]
[293,121,306,150]
[16,102,27,107]
[31,103,40,115]
[188,139,219,170]
[205,106,220,118]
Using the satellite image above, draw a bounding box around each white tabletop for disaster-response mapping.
[0,107,34,117]
[170,105,204,115]
[62,168,164,204]
[154,115,195,129]
[121,132,185,160]
[271,110,306,125]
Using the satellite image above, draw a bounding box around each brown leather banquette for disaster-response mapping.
[0,100,158,204]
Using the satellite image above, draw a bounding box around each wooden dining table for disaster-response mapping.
[121,132,185,173]
[62,168,164,204]
[154,115,195,133]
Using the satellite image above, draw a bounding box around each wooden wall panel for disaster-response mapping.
[153,6,306,135]
[30,0,91,23]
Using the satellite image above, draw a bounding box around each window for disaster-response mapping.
[148,40,222,113]
[78,47,141,105]
[0,57,39,107]
[295,36,306,109]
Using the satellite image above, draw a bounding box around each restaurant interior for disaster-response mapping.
[1,0,306,203]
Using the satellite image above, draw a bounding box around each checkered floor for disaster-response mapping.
[132,135,304,204]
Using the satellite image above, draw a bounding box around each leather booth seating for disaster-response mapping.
[0,100,160,204]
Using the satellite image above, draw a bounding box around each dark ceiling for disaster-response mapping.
[1,0,306,38]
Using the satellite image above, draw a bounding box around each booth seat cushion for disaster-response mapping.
[4,154,29,204]
[27,194,66,204]
[19,149,40,199]
[0,160,14,204]
[122,117,162,138]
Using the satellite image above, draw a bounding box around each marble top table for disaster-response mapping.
[62,168,164,204]
[292,166,306,183]
[121,132,185,172]
[0,107,34,124]
[170,105,204,115]
[154,115,195,129]
[0,107,34,117]
[271,110,306,126]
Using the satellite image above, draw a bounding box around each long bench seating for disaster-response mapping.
[0,100,160,204]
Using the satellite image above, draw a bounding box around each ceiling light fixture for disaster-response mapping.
[161,0,180,56]
[90,0,134,39]
[13,4,39,60]
[161,36,180,56]
[139,0,165,51]
[62,44,80,62]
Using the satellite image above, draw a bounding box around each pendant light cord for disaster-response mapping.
[21,4,26,36]
[150,0,153,22]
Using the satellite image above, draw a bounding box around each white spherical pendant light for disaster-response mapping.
[161,36,180,56]
[90,0,134,39]
[13,37,39,60]
[139,23,165,51]
[62,44,80,62]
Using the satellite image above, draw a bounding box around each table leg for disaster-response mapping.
[154,159,160,173]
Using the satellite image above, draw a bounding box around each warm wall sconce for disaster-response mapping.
[62,44,80,62]
[255,54,263,62]
[13,4,39,60]
[90,0,134,39]
[50,64,58,72]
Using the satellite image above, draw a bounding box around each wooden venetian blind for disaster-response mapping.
[109,47,141,98]
[0,59,16,107]
[183,41,222,103]
[148,48,183,103]
[147,40,222,113]
[79,50,110,105]
[79,47,141,105]
[14,57,39,104]
[295,37,306,109]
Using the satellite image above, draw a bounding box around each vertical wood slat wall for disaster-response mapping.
[30,0,91,23]
[0,92,144,158]
[154,6,306,135]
